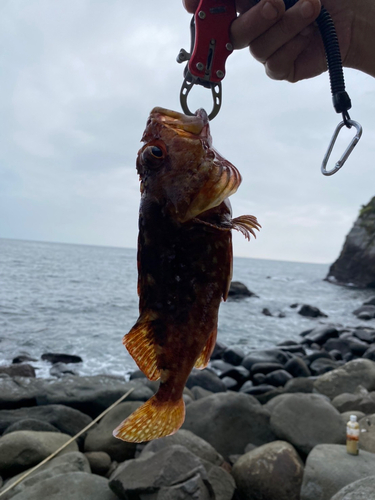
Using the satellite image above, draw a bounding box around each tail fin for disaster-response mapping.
[113,395,185,443]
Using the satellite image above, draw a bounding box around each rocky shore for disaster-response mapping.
[2,302,375,499]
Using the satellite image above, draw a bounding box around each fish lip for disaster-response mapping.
[150,107,209,137]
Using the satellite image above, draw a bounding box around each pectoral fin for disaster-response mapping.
[232,215,261,241]
[194,328,217,370]
[123,319,161,381]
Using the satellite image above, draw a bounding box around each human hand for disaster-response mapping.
[182,0,359,82]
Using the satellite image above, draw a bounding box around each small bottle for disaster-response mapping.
[346,415,360,455]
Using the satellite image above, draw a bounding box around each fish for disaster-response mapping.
[113,107,260,443]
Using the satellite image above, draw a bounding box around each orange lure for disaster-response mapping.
[113,107,260,442]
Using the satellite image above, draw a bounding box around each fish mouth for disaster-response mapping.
[150,107,209,137]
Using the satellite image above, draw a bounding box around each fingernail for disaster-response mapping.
[262,1,278,20]
[300,0,314,19]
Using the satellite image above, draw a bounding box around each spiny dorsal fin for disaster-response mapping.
[113,395,185,443]
[231,215,261,241]
[123,320,161,381]
[194,328,217,370]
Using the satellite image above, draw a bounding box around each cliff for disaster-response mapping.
[326,196,375,288]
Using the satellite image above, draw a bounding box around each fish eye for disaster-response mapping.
[150,146,163,158]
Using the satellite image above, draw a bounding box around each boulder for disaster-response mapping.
[0,431,78,478]
[242,384,278,396]
[0,377,42,409]
[210,342,227,360]
[239,380,255,393]
[0,405,92,438]
[12,355,37,364]
[227,281,256,298]
[190,386,213,400]
[314,359,375,399]
[298,305,328,318]
[0,365,36,378]
[340,411,365,425]
[283,377,315,394]
[303,350,333,366]
[264,369,293,387]
[49,363,78,378]
[310,358,340,375]
[232,440,304,500]
[251,374,266,386]
[353,305,375,318]
[209,360,235,376]
[353,327,375,343]
[323,338,352,357]
[300,444,375,500]
[218,366,250,385]
[84,401,142,462]
[222,346,245,366]
[205,463,236,500]
[325,196,375,288]
[0,452,90,500]
[84,452,111,476]
[363,344,375,361]
[221,377,238,390]
[302,326,339,346]
[109,445,212,499]
[41,353,83,364]
[186,369,227,393]
[3,419,60,435]
[359,414,375,453]
[331,393,364,413]
[242,349,290,371]
[182,392,276,460]
[269,393,345,455]
[250,362,284,376]
[5,472,117,500]
[330,475,375,500]
[140,429,224,466]
[284,357,311,378]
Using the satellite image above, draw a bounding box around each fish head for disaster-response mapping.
[136,107,241,222]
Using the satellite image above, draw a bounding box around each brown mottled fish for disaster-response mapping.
[113,107,260,443]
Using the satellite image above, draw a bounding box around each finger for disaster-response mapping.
[231,0,286,50]
[182,0,199,13]
[249,0,321,63]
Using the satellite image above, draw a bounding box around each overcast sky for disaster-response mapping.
[1,1,374,264]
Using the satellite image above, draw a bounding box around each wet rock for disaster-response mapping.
[84,451,111,476]
[41,353,83,364]
[330,349,344,360]
[109,445,211,499]
[277,344,306,355]
[49,362,79,378]
[222,346,245,366]
[0,452,91,499]
[363,344,375,361]
[238,380,254,393]
[242,349,290,371]
[310,358,339,375]
[12,355,37,364]
[314,359,375,399]
[303,351,333,366]
[6,472,117,500]
[140,429,224,466]
[262,308,273,316]
[0,365,36,378]
[364,297,375,306]
[264,369,293,387]
[251,373,266,386]
[186,369,227,393]
[0,431,78,478]
[3,419,60,435]
[228,281,257,299]
[353,305,375,318]
[128,369,146,380]
[205,463,235,500]
[284,357,311,377]
[331,393,364,413]
[269,393,345,455]
[283,377,315,394]
[324,338,352,356]
[84,401,142,462]
[243,384,278,396]
[250,362,284,376]
[0,405,92,439]
[330,475,375,500]
[210,342,227,360]
[218,365,250,385]
[182,392,276,460]
[209,360,235,376]
[298,305,328,318]
[302,326,339,346]
[221,376,237,390]
[232,440,304,500]
[300,444,375,500]
[354,327,375,343]
[190,386,213,400]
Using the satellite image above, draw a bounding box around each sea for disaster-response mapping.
[0,238,374,379]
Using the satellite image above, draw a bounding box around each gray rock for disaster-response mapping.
[325,197,375,288]
[332,393,364,413]
[222,346,245,366]
[189,386,213,400]
[35,376,154,417]
[353,305,375,318]
[41,353,83,364]
[3,419,60,435]
[232,440,304,500]
[0,377,43,409]
[298,305,328,318]
[150,473,212,500]
[0,365,36,378]
[8,472,117,500]
[186,369,227,393]
[0,405,92,439]
[363,344,375,361]
[84,452,111,476]
[182,392,276,460]
[300,444,375,500]
[302,326,339,346]
[12,355,37,364]
[206,464,235,500]
[218,365,250,384]
[310,358,339,375]
[269,393,345,455]
[109,445,211,499]
[264,369,293,387]
[0,431,78,478]
[284,357,311,377]
[250,362,284,375]
[242,349,290,371]
[84,401,142,462]
[314,359,375,399]
[140,429,224,466]
[283,377,315,393]
[0,452,90,500]
[340,411,365,425]
[49,362,78,378]
[330,475,375,500]
[239,380,254,393]
[359,414,375,453]
[228,281,256,298]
